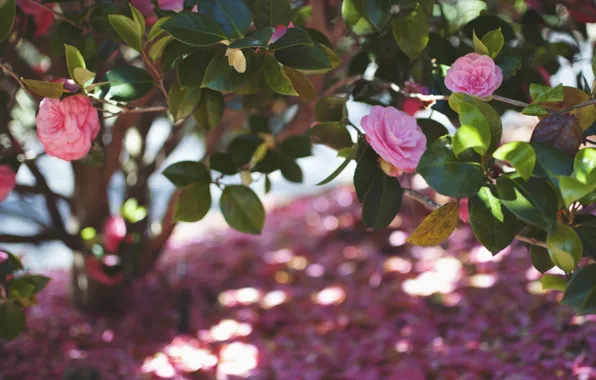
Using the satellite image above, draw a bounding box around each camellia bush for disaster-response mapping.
[0,0,596,340]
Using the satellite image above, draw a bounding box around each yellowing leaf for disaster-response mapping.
[406,201,459,246]
[543,87,596,131]
[21,79,63,98]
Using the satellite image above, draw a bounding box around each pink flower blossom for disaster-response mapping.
[85,256,123,286]
[17,0,54,36]
[269,21,295,44]
[444,53,503,98]
[131,0,157,24]
[459,198,469,223]
[402,82,430,116]
[361,106,427,174]
[36,95,100,161]
[0,165,16,202]
[0,251,8,266]
[103,215,127,253]
[158,0,185,12]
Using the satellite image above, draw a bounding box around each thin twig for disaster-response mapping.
[30,1,92,34]
[492,94,530,108]
[0,63,33,96]
[403,188,548,248]
[564,98,596,113]
[140,50,168,100]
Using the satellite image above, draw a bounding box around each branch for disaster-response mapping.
[14,185,71,205]
[492,94,530,108]
[30,0,93,34]
[0,63,33,97]
[564,98,596,113]
[403,188,548,248]
[0,231,62,244]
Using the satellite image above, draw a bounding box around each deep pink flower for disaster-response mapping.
[445,53,503,98]
[16,0,54,36]
[459,198,469,223]
[361,106,427,174]
[0,251,8,265]
[36,95,100,161]
[85,256,123,286]
[402,82,430,116]
[131,0,157,24]
[158,0,184,12]
[103,216,127,253]
[0,165,16,202]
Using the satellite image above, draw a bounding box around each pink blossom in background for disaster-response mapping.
[103,216,127,253]
[158,0,185,12]
[49,78,80,93]
[361,106,427,174]
[36,95,100,161]
[85,256,123,286]
[269,25,288,44]
[16,0,54,36]
[0,165,17,202]
[445,53,503,98]
[131,0,157,24]
[0,251,8,266]
[459,198,469,223]
[402,82,430,116]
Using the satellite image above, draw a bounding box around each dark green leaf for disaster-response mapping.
[279,135,312,158]
[229,27,275,49]
[317,146,357,186]
[177,49,219,89]
[417,136,486,198]
[522,103,549,117]
[162,13,227,46]
[463,15,515,42]
[210,152,238,175]
[530,246,555,274]
[220,185,265,234]
[562,264,596,312]
[530,83,564,103]
[174,182,212,222]
[0,301,25,340]
[280,157,303,183]
[532,142,574,187]
[262,55,298,95]
[391,4,430,59]
[270,27,313,49]
[168,81,202,122]
[362,171,403,229]
[228,135,263,166]
[198,0,252,38]
[161,40,201,72]
[192,88,225,131]
[417,118,449,145]
[0,0,15,43]
[362,0,392,31]
[493,141,536,181]
[100,64,154,102]
[309,122,353,150]
[496,176,558,233]
[342,0,375,35]
[495,49,521,80]
[468,185,518,255]
[354,141,379,202]
[253,0,292,28]
[315,96,347,122]
[202,51,253,91]
[162,161,211,187]
[275,43,332,71]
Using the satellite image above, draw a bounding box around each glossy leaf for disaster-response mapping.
[574,148,596,183]
[530,113,583,158]
[480,28,504,58]
[275,43,332,71]
[449,93,502,154]
[174,182,212,223]
[263,56,298,96]
[220,185,265,234]
[361,171,403,229]
[532,142,574,188]
[417,118,449,145]
[65,45,86,86]
[198,0,252,38]
[541,275,567,291]
[391,4,429,59]
[362,0,392,31]
[162,13,226,46]
[229,27,275,49]
[284,67,317,101]
[163,161,211,187]
[406,202,459,246]
[100,65,154,102]
[309,122,353,150]
[177,49,219,89]
[192,88,225,132]
[558,176,596,207]
[108,14,143,51]
[279,135,312,158]
[279,158,303,183]
[315,96,347,122]
[210,152,238,175]
[562,264,596,313]
[530,83,564,103]
[342,0,375,35]
[547,224,582,273]
[493,142,536,181]
[452,102,491,157]
[21,79,63,98]
[0,0,15,43]
[531,246,555,274]
[253,0,292,28]
[168,81,202,122]
[269,27,313,49]
[202,51,252,91]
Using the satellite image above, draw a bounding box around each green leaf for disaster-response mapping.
[210,152,238,175]
[161,40,201,72]
[530,83,564,103]
[148,16,170,41]
[269,27,313,49]
[452,102,491,157]
[317,146,357,186]
[362,0,392,31]
[284,67,317,101]
[108,14,143,51]
[541,275,567,291]
[309,122,353,150]
[531,246,555,274]
[279,135,312,158]
[229,27,275,49]
[220,185,265,234]
[168,81,202,122]
[198,0,252,38]
[162,13,227,46]
[468,185,518,255]
[253,0,292,28]
[354,141,380,202]
[547,224,583,273]
[177,49,219,89]
[279,157,303,183]
[406,202,459,246]
[472,30,489,56]
[174,182,212,222]
[202,51,252,92]
[315,96,347,122]
[593,52,596,80]
[149,35,174,62]
[275,43,332,71]
[0,301,25,340]
[74,68,96,89]
[362,171,403,229]
[391,4,430,60]
[417,136,486,198]
[573,148,596,183]
[65,45,87,86]
[0,0,16,43]
[558,176,596,207]
[562,264,596,312]
[18,274,51,293]
[100,64,154,102]
[496,176,558,233]
[129,3,146,37]
[342,0,375,35]
[532,142,573,188]
[417,119,449,145]
[262,56,298,95]
[228,135,263,166]
[480,28,504,58]
[21,79,63,98]
[522,103,549,117]
[493,142,536,181]
[192,88,225,132]
[495,49,521,80]
[162,161,211,187]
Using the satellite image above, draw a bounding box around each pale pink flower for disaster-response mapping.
[103,215,127,253]
[444,53,503,98]
[158,0,185,12]
[0,165,16,202]
[459,198,469,223]
[36,95,100,161]
[361,106,427,174]
[17,0,54,36]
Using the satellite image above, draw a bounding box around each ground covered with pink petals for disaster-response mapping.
[2,187,596,379]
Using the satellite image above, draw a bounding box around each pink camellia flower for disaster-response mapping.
[444,53,503,98]
[17,0,54,36]
[36,95,100,161]
[103,215,127,253]
[361,106,427,175]
[459,198,469,223]
[158,0,185,12]
[0,165,17,202]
